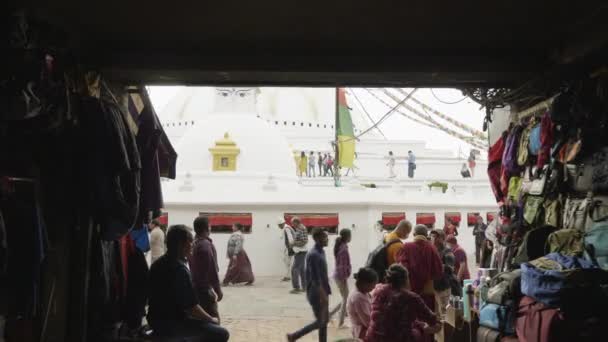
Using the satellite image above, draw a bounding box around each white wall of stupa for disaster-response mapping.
[154,86,496,277]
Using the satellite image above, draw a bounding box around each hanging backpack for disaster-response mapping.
[513,225,558,266]
[562,196,591,231]
[520,253,600,308]
[591,147,608,194]
[546,229,584,256]
[507,177,523,201]
[365,239,402,282]
[517,124,533,166]
[484,269,522,306]
[523,195,544,226]
[543,198,562,228]
[516,296,566,342]
[584,221,608,271]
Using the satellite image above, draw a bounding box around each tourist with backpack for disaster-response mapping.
[366,220,411,282]
[287,217,309,293]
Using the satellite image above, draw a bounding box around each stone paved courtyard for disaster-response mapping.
[220,277,354,342]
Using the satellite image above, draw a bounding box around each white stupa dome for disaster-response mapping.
[176,112,297,179]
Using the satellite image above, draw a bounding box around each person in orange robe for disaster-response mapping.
[397,225,443,312]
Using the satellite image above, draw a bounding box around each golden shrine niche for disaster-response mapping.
[209,132,240,171]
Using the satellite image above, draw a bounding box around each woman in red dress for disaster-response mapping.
[366,264,441,342]
[222,223,254,286]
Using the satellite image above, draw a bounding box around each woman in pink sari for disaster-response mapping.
[366,264,441,342]
[223,223,254,286]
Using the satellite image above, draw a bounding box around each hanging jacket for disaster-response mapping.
[537,112,554,169]
[488,134,506,203]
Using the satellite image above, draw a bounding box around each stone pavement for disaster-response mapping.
[220,277,354,342]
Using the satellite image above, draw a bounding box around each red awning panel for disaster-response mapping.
[157,212,169,226]
[487,212,497,222]
[382,213,406,226]
[285,214,339,227]
[468,213,480,225]
[416,213,436,225]
[202,213,253,226]
[444,212,461,223]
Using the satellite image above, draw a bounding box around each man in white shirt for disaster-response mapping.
[278,218,294,282]
[149,219,166,264]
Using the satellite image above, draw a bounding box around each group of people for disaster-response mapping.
[277,217,475,342]
[387,150,417,178]
[147,218,255,341]
[298,151,335,178]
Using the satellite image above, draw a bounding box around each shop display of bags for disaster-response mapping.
[584,221,608,270]
[591,147,608,194]
[513,225,557,265]
[479,303,515,335]
[520,253,598,307]
[562,196,591,231]
[516,296,566,342]
[476,326,502,342]
[523,196,544,225]
[546,229,584,256]
[485,270,522,306]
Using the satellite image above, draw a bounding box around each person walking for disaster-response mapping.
[366,264,441,342]
[468,150,477,178]
[317,152,324,176]
[148,219,165,264]
[299,151,308,178]
[189,216,223,321]
[384,220,412,266]
[446,235,470,284]
[347,268,378,340]
[460,163,471,178]
[288,217,309,293]
[407,150,416,178]
[148,225,229,341]
[223,223,254,286]
[287,229,331,342]
[397,225,443,322]
[325,155,334,177]
[278,218,294,282]
[333,228,352,328]
[472,216,487,265]
[387,151,396,178]
[308,151,316,177]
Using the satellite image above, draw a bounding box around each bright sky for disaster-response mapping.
[148,86,486,157]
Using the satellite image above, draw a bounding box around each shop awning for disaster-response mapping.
[444,212,461,223]
[468,213,480,225]
[487,212,497,223]
[158,212,168,226]
[285,214,339,227]
[382,212,406,226]
[416,213,436,225]
[200,213,253,226]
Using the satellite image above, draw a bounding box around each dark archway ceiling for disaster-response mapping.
[9,1,608,87]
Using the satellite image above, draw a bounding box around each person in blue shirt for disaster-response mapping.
[287,228,331,342]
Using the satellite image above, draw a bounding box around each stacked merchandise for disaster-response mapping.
[479,80,608,342]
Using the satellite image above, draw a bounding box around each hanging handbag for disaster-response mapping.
[562,196,591,231]
[524,196,544,226]
[543,197,562,228]
[565,160,593,194]
[508,177,523,201]
[591,147,608,194]
[529,167,548,196]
